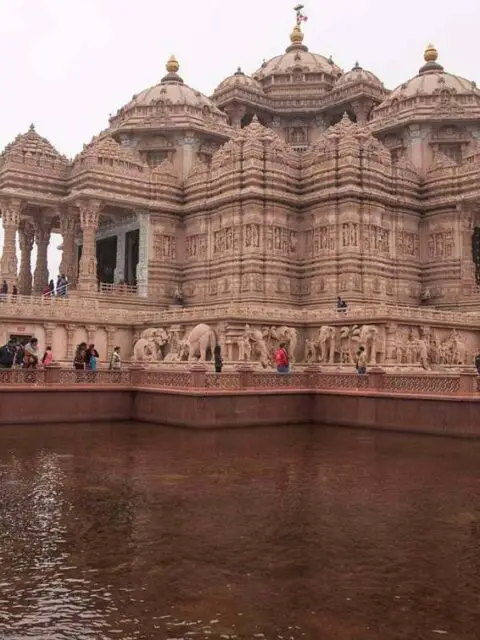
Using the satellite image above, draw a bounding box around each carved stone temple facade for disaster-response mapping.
[1,19,480,369]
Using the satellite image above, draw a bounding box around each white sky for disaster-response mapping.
[0,0,478,281]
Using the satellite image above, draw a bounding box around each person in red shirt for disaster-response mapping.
[275,343,290,374]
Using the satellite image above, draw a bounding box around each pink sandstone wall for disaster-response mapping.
[0,383,479,437]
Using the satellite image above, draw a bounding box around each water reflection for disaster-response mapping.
[0,423,479,639]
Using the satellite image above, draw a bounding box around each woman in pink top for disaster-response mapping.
[42,347,53,366]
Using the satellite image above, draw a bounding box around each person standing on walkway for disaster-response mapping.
[275,343,290,374]
[356,346,367,374]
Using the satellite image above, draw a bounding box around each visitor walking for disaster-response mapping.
[356,346,367,374]
[275,343,290,374]
[74,342,87,370]
[214,345,223,373]
[23,338,39,369]
[0,340,16,369]
[336,296,347,312]
[42,347,53,366]
[475,352,480,375]
[109,346,121,370]
[1,280,8,301]
[86,344,99,371]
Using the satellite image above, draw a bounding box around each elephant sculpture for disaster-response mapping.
[351,325,379,365]
[184,323,217,362]
[133,328,170,362]
[248,327,270,368]
[269,326,298,363]
[315,326,336,364]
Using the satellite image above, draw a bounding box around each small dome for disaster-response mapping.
[372,44,480,119]
[213,67,263,96]
[110,55,227,128]
[0,124,69,175]
[335,62,383,89]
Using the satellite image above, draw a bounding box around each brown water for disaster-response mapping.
[0,424,479,640]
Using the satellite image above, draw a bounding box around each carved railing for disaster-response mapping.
[0,367,477,395]
[99,282,138,296]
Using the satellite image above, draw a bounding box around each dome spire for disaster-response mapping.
[287,4,308,52]
[161,54,184,84]
[419,43,444,74]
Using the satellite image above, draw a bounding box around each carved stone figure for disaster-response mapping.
[266,325,298,363]
[350,325,379,365]
[133,328,170,362]
[315,326,336,364]
[183,323,217,362]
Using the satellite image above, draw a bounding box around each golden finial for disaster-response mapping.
[290,24,304,44]
[166,55,179,74]
[424,43,438,63]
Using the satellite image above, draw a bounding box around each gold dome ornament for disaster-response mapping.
[166,55,179,74]
[424,43,438,63]
[290,24,304,44]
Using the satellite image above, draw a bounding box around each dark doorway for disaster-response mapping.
[96,237,117,284]
[125,229,139,286]
[9,334,32,346]
[472,226,480,285]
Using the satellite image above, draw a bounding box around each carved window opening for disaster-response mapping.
[438,143,462,163]
[472,226,480,285]
[146,151,168,167]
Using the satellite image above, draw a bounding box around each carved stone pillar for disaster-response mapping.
[33,218,52,295]
[78,200,101,292]
[136,211,150,297]
[351,99,374,125]
[44,323,56,349]
[114,232,126,283]
[105,326,117,356]
[59,211,78,286]
[65,324,77,361]
[18,220,35,295]
[0,199,22,287]
[86,324,97,345]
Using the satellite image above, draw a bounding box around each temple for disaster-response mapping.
[1,11,480,369]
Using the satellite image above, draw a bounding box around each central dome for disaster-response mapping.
[252,23,342,93]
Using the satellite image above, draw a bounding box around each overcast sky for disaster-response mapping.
[0,0,478,281]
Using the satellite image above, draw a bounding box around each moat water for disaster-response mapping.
[0,423,479,640]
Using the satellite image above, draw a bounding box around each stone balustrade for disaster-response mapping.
[0,365,477,395]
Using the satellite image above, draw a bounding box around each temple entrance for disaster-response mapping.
[472,226,480,285]
[124,229,139,286]
[96,237,117,285]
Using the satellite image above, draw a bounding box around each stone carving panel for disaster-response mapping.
[428,230,454,260]
[186,233,207,260]
[266,226,297,255]
[363,225,390,254]
[396,231,420,257]
[244,223,261,249]
[305,225,336,255]
[153,233,176,261]
[342,223,359,248]
[213,227,239,254]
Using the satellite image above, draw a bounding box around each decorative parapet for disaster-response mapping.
[0,367,477,395]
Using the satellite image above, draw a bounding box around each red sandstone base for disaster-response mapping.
[0,385,480,438]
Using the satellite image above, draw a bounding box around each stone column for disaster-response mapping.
[86,324,97,345]
[33,218,52,295]
[65,324,77,361]
[77,200,101,292]
[0,198,22,287]
[18,221,35,295]
[105,326,117,356]
[136,212,150,297]
[59,211,78,286]
[114,232,126,283]
[44,323,56,349]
